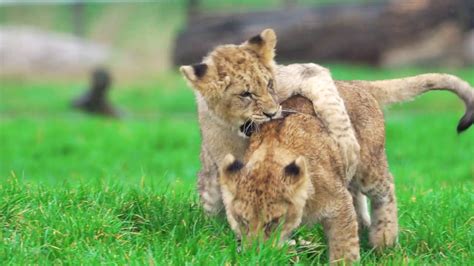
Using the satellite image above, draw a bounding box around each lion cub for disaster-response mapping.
[219,100,360,263]
[219,82,395,263]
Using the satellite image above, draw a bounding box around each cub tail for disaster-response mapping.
[366,73,474,133]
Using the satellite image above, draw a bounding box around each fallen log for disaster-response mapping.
[173,0,473,66]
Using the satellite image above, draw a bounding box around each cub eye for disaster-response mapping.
[240,91,252,98]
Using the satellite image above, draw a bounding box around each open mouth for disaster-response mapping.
[239,121,257,137]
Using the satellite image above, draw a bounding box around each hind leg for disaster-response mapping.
[198,147,223,215]
[351,187,371,229]
[359,172,398,249]
[349,184,371,230]
[198,170,223,215]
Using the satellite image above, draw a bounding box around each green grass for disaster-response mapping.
[1,65,473,264]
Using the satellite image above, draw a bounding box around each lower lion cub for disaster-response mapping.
[219,79,473,263]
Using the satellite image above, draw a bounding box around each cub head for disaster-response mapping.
[219,153,313,246]
[180,29,281,137]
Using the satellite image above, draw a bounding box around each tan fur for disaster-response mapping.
[363,73,474,108]
[276,63,360,180]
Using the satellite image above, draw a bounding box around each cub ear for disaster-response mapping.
[179,63,208,82]
[283,156,308,186]
[242,28,277,67]
[219,154,244,195]
[283,156,312,206]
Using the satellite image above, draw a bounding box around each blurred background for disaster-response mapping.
[1,0,473,79]
[0,0,473,187]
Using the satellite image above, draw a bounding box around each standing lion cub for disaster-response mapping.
[180,29,360,215]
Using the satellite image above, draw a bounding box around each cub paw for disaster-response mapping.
[339,136,361,180]
[369,223,398,249]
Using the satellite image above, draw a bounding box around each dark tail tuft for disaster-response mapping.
[457,109,474,133]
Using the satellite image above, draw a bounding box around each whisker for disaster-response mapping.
[281,108,300,114]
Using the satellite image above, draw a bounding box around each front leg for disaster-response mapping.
[198,145,223,215]
[277,63,360,181]
[322,191,360,264]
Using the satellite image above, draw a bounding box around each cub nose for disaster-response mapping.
[263,111,277,118]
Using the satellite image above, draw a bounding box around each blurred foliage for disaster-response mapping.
[0,0,385,74]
